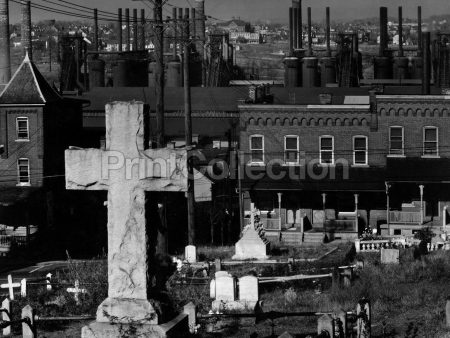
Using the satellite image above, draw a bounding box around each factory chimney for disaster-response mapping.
[194,0,206,86]
[118,9,123,51]
[0,0,11,84]
[21,0,32,60]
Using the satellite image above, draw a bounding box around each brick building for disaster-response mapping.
[238,87,450,243]
[0,55,83,229]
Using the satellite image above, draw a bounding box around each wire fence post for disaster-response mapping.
[2,297,11,336]
[46,273,52,291]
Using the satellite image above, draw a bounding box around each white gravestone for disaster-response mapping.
[65,102,188,337]
[215,275,236,302]
[238,276,259,302]
[185,245,197,263]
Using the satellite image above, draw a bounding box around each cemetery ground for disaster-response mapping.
[0,242,448,337]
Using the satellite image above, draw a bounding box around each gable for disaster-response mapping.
[0,55,60,104]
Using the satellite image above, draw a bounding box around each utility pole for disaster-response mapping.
[154,0,165,147]
[183,13,195,245]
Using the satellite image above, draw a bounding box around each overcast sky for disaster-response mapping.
[7,0,449,24]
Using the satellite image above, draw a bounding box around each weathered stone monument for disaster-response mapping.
[380,248,400,264]
[65,102,188,337]
[232,203,269,260]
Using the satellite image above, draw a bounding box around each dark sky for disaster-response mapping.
[7,0,450,24]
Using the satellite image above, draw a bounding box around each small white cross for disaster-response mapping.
[0,275,20,300]
[66,280,87,304]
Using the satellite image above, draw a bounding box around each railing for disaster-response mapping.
[355,238,449,252]
[389,211,422,224]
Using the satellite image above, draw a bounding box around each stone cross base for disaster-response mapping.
[82,322,171,338]
[96,297,158,325]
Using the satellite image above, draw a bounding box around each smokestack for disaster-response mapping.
[422,32,431,94]
[118,8,123,51]
[139,9,145,50]
[379,7,388,57]
[185,7,190,38]
[133,9,138,51]
[289,7,294,53]
[326,7,331,57]
[195,0,205,54]
[0,0,11,84]
[94,8,98,51]
[191,8,196,43]
[398,7,403,57]
[178,8,183,41]
[21,0,32,60]
[418,6,422,56]
[307,7,312,56]
[293,6,298,49]
[297,0,302,49]
[172,7,178,58]
[125,8,130,51]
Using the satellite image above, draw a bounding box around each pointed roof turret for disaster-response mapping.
[0,53,61,104]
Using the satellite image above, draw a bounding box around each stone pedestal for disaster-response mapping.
[82,322,171,338]
[232,227,269,260]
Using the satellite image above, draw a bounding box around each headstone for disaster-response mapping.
[209,279,216,299]
[21,305,35,338]
[295,209,302,223]
[357,298,371,338]
[215,275,236,302]
[342,267,353,287]
[313,210,325,224]
[278,332,294,338]
[380,248,400,264]
[238,276,259,302]
[287,210,295,224]
[65,102,188,336]
[185,245,197,263]
[336,309,347,337]
[317,314,335,337]
[2,298,11,336]
[183,302,197,334]
[215,258,222,272]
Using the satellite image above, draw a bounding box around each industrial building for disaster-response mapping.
[0,0,449,251]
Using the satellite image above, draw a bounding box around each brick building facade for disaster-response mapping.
[238,89,450,243]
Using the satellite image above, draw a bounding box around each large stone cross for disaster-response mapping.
[65,101,187,325]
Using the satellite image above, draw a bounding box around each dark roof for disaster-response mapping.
[241,165,386,192]
[0,54,61,104]
[270,87,370,105]
[386,158,450,183]
[80,86,373,112]
[81,87,245,111]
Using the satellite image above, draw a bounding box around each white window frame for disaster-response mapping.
[249,134,264,164]
[17,158,30,186]
[319,135,334,165]
[389,126,404,156]
[353,135,368,166]
[16,117,29,141]
[423,126,439,157]
[284,135,299,165]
